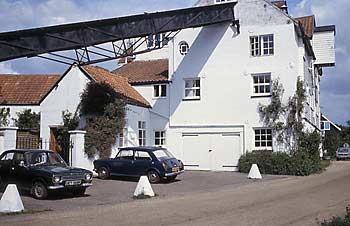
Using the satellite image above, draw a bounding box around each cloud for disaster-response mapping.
[0,62,18,74]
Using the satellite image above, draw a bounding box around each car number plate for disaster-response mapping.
[172,167,180,172]
[66,180,81,186]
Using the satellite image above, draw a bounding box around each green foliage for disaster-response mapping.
[0,107,10,127]
[239,132,322,176]
[14,109,40,130]
[55,110,80,140]
[318,207,350,226]
[81,82,126,159]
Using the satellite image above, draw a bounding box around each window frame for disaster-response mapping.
[179,41,190,55]
[250,34,274,57]
[183,78,201,100]
[153,84,167,98]
[117,128,128,147]
[254,128,273,149]
[154,130,166,146]
[321,121,331,131]
[251,73,272,97]
[138,121,146,146]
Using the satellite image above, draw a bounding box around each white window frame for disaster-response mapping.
[254,128,273,149]
[147,33,168,48]
[183,78,201,100]
[321,121,331,131]
[179,41,189,55]
[154,130,166,146]
[252,73,272,96]
[250,34,274,57]
[138,121,146,146]
[117,128,128,147]
[153,84,167,98]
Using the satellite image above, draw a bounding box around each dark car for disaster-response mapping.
[93,146,184,183]
[0,149,93,199]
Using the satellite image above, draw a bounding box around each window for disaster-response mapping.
[138,121,146,146]
[0,152,14,161]
[250,34,274,56]
[154,84,167,98]
[321,121,331,131]
[252,73,271,95]
[116,150,134,160]
[147,33,168,48]
[117,128,128,147]
[155,131,166,146]
[184,78,200,100]
[254,129,272,148]
[135,151,152,161]
[179,41,189,55]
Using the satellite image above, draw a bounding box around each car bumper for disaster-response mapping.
[336,155,350,159]
[165,170,185,177]
[47,182,93,190]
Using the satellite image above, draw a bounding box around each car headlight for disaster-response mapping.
[53,176,61,183]
[85,173,92,180]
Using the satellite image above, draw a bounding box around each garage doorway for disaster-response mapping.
[182,132,242,171]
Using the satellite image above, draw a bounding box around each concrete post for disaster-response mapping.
[69,130,94,171]
[0,127,18,152]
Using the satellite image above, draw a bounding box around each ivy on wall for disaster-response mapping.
[0,107,10,127]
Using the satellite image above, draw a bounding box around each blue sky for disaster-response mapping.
[0,0,349,125]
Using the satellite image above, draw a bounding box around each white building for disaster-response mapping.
[112,0,336,171]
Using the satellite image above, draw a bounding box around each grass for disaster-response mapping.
[320,160,331,170]
[0,208,52,216]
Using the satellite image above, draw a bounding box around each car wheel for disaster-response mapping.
[97,167,110,179]
[147,170,160,184]
[166,175,177,181]
[32,182,48,200]
[73,188,86,197]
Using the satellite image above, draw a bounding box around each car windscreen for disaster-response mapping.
[153,149,175,160]
[25,151,67,166]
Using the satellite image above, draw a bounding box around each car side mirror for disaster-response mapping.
[19,161,25,167]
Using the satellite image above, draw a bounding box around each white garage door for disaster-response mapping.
[182,133,242,171]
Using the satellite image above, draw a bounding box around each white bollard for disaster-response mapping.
[247,164,262,180]
[0,184,24,213]
[134,176,155,197]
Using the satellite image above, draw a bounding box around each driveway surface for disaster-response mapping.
[2,162,350,226]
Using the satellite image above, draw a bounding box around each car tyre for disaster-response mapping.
[73,188,86,197]
[32,182,48,200]
[147,170,160,184]
[97,166,110,179]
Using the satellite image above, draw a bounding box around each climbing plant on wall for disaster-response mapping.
[0,107,10,127]
[80,82,126,159]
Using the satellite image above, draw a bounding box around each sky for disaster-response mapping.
[0,0,349,125]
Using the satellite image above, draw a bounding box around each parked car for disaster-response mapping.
[336,147,350,160]
[0,149,93,199]
[93,146,184,183]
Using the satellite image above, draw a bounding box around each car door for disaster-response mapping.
[111,149,135,176]
[133,151,153,176]
[0,151,15,185]
[12,152,31,190]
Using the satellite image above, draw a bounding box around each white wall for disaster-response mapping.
[40,66,90,143]
[313,30,336,66]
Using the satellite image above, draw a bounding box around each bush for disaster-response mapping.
[239,132,322,176]
[14,109,40,130]
[318,207,350,226]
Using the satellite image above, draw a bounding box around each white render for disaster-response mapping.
[125,0,335,171]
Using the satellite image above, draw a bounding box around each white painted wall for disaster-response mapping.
[313,30,336,66]
[0,105,40,127]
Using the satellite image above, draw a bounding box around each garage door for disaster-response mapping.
[182,133,242,171]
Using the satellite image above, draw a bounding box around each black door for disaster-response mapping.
[12,152,32,190]
[0,152,15,186]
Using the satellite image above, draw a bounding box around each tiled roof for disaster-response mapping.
[0,74,61,105]
[112,59,168,85]
[296,15,315,39]
[81,65,150,108]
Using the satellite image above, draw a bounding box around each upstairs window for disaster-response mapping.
[179,41,190,55]
[155,131,166,146]
[321,121,331,131]
[147,33,168,48]
[117,128,128,147]
[252,73,271,95]
[255,129,272,148]
[250,34,274,56]
[154,84,167,98]
[184,78,200,100]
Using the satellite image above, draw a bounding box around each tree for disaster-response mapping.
[0,107,10,127]
[14,109,40,130]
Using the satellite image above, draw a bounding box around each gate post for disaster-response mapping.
[69,130,94,171]
[0,127,18,153]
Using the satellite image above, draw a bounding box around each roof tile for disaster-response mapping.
[296,15,315,39]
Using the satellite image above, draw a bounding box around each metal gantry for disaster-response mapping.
[0,2,238,65]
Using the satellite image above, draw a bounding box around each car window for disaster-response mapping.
[14,153,25,164]
[0,152,14,161]
[135,151,152,161]
[116,150,134,160]
[153,149,174,160]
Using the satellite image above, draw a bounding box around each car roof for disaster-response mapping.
[3,149,54,154]
[119,146,166,152]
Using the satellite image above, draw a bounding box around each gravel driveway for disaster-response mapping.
[1,171,285,212]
